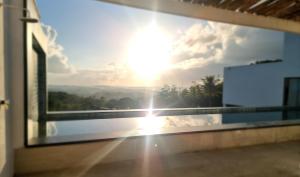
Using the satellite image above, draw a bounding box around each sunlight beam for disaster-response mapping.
[138,97,165,135]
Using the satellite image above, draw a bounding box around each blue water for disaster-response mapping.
[45,111,300,137]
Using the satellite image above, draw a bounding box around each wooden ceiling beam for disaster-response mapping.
[227,0,245,11]
[218,0,233,8]
[277,2,300,18]
[205,0,222,6]
[251,0,289,15]
[238,0,259,12]
[262,0,295,16]
[98,0,300,34]
[248,0,272,14]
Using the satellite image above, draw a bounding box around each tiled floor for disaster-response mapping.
[17,141,300,177]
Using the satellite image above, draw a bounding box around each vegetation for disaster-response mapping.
[48,76,223,111]
[249,58,282,65]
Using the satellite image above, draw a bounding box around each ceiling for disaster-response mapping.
[100,0,300,34]
[181,0,300,22]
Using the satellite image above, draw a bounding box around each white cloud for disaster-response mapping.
[43,24,141,86]
[48,62,141,86]
[171,22,247,69]
[42,24,76,74]
[46,21,283,87]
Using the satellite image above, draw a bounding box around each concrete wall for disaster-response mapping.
[0,0,13,176]
[14,125,300,175]
[0,0,5,173]
[4,0,47,149]
[6,0,25,152]
[1,0,24,176]
[0,0,46,176]
[223,33,300,107]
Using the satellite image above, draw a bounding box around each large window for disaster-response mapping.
[41,1,284,111]
[25,0,300,146]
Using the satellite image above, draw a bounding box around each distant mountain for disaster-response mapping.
[48,85,157,100]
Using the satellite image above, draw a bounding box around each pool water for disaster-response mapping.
[44,111,300,137]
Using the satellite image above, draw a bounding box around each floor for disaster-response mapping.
[17,141,300,177]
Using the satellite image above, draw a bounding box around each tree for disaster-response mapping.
[188,82,203,107]
[155,85,180,108]
[48,75,224,111]
[200,76,223,107]
[180,88,191,107]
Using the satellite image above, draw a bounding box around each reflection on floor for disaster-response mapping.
[17,141,300,177]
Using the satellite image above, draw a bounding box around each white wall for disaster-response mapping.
[4,0,47,149]
[0,0,46,176]
[1,0,25,176]
[223,33,300,107]
[0,0,13,176]
[5,0,25,151]
[0,0,5,173]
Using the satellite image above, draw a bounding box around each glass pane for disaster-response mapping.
[35,0,285,111]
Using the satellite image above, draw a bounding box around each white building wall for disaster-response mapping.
[223,33,300,107]
[282,33,300,68]
[223,63,284,107]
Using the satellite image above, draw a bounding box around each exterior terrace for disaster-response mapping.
[16,141,300,177]
[1,0,300,177]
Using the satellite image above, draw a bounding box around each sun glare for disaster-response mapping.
[127,22,172,82]
[138,113,165,135]
[137,103,165,135]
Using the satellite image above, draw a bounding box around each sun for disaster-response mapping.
[127,22,172,82]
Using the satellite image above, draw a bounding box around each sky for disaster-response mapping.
[37,0,284,87]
